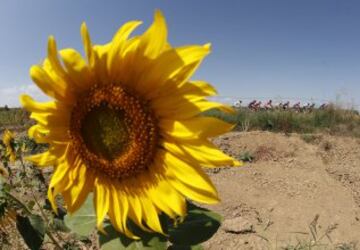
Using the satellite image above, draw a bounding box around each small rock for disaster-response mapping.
[222,217,255,234]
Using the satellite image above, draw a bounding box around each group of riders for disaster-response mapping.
[234,100,329,112]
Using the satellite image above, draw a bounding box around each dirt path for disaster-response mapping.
[203,131,360,249]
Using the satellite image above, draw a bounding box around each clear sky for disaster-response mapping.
[1,0,360,108]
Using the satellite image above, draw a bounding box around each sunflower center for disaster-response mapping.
[81,106,129,160]
[70,84,158,180]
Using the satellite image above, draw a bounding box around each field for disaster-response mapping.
[205,105,360,137]
[0,106,360,249]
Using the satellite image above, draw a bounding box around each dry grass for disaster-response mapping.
[204,105,360,137]
[0,108,32,132]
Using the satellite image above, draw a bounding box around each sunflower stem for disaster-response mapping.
[19,156,27,176]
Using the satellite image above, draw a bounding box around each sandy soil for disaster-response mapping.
[202,131,360,249]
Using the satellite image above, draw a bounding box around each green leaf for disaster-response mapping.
[29,214,46,235]
[64,193,96,236]
[99,220,167,250]
[239,151,254,162]
[168,202,221,247]
[16,214,46,250]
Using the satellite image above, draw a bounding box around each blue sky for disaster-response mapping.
[1,0,360,108]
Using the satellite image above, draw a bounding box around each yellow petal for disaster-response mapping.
[167,44,211,85]
[138,45,210,98]
[161,151,219,204]
[81,22,95,68]
[50,163,71,192]
[177,80,217,97]
[94,178,110,232]
[20,94,65,113]
[134,48,183,96]
[69,157,82,181]
[92,43,111,84]
[127,195,152,233]
[148,179,186,218]
[114,38,152,91]
[49,147,75,185]
[138,10,167,59]
[160,116,235,140]
[47,161,72,211]
[108,195,128,238]
[26,145,67,167]
[176,43,211,66]
[59,48,93,91]
[108,185,138,239]
[163,139,242,167]
[151,79,217,103]
[108,189,123,232]
[107,20,142,79]
[30,111,70,127]
[47,36,68,81]
[30,65,75,104]
[28,124,69,145]
[140,196,163,234]
[66,164,94,213]
[42,58,80,96]
[151,95,201,113]
[154,98,234,120]
[117,194,135,238]
[151,44,211,97]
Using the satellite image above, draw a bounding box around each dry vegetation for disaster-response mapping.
[0,107,32,132]
[205,104,360,137]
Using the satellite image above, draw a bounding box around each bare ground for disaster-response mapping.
[203,131,360,249]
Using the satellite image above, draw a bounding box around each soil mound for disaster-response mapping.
[203,131,360,249]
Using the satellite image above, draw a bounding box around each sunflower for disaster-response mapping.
[20,10,241,238]
[2,130,16,163]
